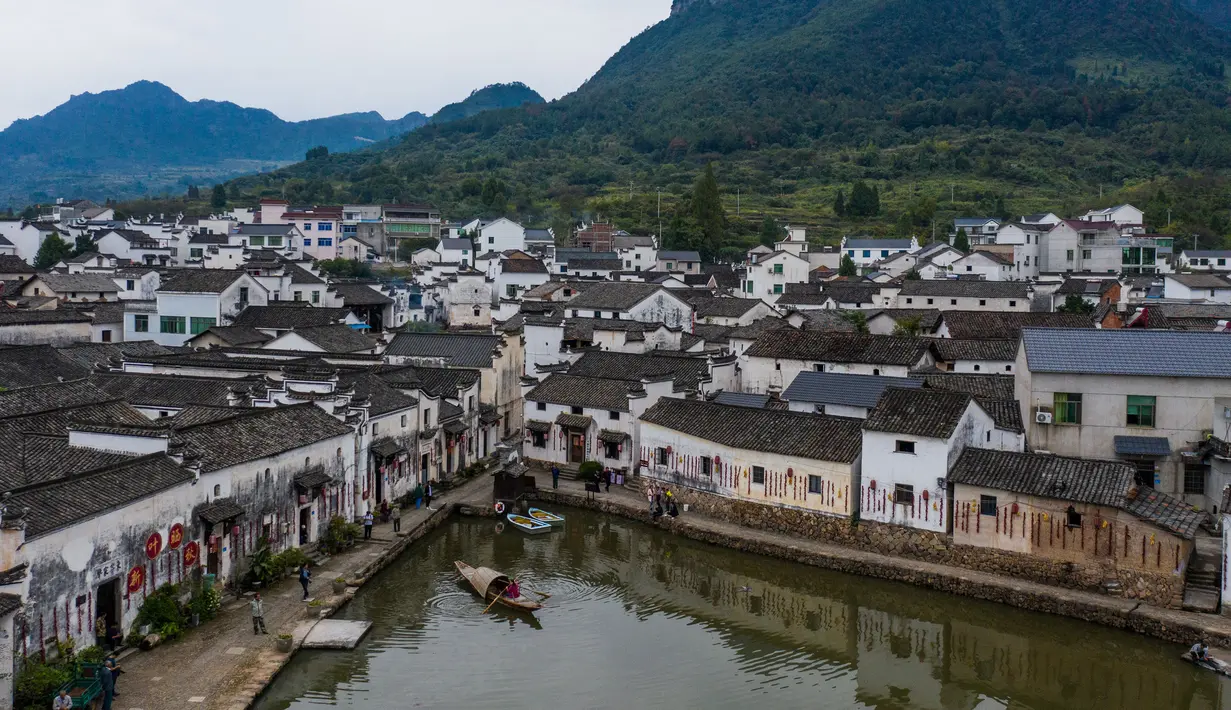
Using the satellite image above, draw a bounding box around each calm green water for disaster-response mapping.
[254,508,1228,710]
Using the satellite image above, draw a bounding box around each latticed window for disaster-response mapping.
[1053,393,1082,424]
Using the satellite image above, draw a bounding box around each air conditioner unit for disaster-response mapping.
[1035,411,1053,424]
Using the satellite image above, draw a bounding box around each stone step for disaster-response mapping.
[1183,586,1221,614]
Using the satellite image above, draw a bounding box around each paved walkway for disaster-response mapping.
[532,471,1231,647]
[113,475,492,710]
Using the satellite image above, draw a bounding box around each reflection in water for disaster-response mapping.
[255,509,1229,710]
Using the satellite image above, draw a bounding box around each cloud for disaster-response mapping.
[0,0,670,129]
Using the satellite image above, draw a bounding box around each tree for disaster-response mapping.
[759,215,782,246]
[305,145,329,161]
[839,310,869,334]
[848,181,879,217]
[953,227,970,253]
[1057,294,1095,316]
[72,235,96,256]
[905,269,921,280]
[211,184,227,209]
[692,163,726,260]
[833,189,846,217]
[34,232,72,269]
[839,254,857,277]
[481,177,507,208]
[186,185,200,200]
[892,314,924,337]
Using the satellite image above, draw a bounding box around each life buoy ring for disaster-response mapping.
[494,501,506,515]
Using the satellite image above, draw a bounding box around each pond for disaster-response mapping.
[254,507,1228,709]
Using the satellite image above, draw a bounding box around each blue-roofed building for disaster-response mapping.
[782,371,923,418]
[839,236,919,268]
[1017,327,1231,509]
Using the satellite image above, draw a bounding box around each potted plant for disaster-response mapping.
[276,634,293,653]
[332,576,348,595]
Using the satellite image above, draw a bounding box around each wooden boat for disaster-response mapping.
[527,507,565,526]
[1181,651,1231,677]
[506,512,551,534]
[454,561,543,611]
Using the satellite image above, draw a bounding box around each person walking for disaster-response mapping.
[604,468,612,493]
[363,510,374,540]
[52,689,72,710]
[107,622,122,652]
[100,659,116,710]
[646,483,656,514]
[551,465,560,490]
[250,592,268,635]
[425,481,435,510]
[299,563,312,601]
[106,654,122,697]
[391,502,402,533]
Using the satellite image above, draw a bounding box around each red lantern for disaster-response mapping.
[921,490,929,502]
[714,455,721,465]
[786,467,794,479]
[1011,502,1020,514]
[869,479,877,490]
[232,525,241,539]
[666,446,673,456]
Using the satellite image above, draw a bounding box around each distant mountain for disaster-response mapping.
[429,83,544,125]
[0,80,540,205]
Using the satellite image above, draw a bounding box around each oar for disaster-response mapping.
[528,588,552,599]
[482,592,504,614]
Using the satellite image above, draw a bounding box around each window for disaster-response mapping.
[979,299,986,306]
[506,284,518,298]
[894,483,914,505]
[303,238,311,247]
[862,250,871,259]
[950,299,957,305]
[1082,249,1092,260]
[1053,392,1082,424]
[101,329,112,342]
[1220,259,1227,267]
[423,410,431,428]
[189,317,216,335]
[473,307,481,317]
[372,422,380,436]
[249,235,265,247]
[311,290,320,304]
[1066,249,1074,261]
[773,263,783,274]
[133,314,149,333]
[666,262,674,270]
[531,430,547,448]
[808,475,824,494]
[608,411,620,421]
[1009,300,1016,307]
[571,406,583,415]
[160,316,186,334]
[1126,395,1156,427]
[895,440,915,454]
[773,284,784,294]
[813,364,824,372]
[604,442,620,459]
[317,222,333,231]
[304,223,312,231]
[775,362,781,371]
[746,281,754,294]
[1185,463,1208,495]
[656,447,668,465]
[966,265,973,272]
[488,237,494,244]
[973,365,981,372]
[881,250,889,258]
[1065,506,1082,528]
[317,238,333,247]
[700,457,712,478]
[814,404,826,414]
[980,495,997,517]
[752,466,765,485]
[126,279,135,290]
[294,291,302,301]
[239,286,249,303]
[926,298,934,305]
[906,298,913,304]
[213,484,221,496]
[400,415,407,427]
[190,248,204,258]
[536,401,547,411]
[268,236,282,247]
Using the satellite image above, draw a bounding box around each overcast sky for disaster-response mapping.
[0,0,671,130]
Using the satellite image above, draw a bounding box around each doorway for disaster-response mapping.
[96,578,120,646]
[421,453,429,483]
[569,433,585,464]
[299,506,311,544]
[207,539,220,577]
[375,468,383,506]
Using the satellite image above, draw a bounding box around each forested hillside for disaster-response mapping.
[200,0,1231,252]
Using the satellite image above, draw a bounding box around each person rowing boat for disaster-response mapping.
[504,578,521,599]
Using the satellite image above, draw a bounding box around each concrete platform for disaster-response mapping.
[301,619,373,649]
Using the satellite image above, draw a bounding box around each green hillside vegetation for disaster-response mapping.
[143,0,1231,253]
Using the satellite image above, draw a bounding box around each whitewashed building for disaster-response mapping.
[740,250,810,303]
[742,331,934,392]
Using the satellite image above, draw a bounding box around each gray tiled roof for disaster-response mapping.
[160,269,248,293]
[931,339,1018,362]
[783,372,922,409]
[687,296,762,318]
[658,251,700,261]
[385,332,501,368]
[1022,328,1231,378]
[978,399,1024,433]
[864,388,974,439]
[501,258,548,274]
[821,283,883,305]
[0,345,90,390]
[333,283,393,306]
[844,239,914,249]
[338,373,417,416]
[1113,436,1171,457]
[639,398,862,463]
[899,280,1029,299]
[91,373,240,408]
[55,341,175,369]
[940,311,1092,339]
[232,304,349,330]
[172,404,353,472]
[32,272,119,293]
[745,331,932,367]
[949,449,1133,507]
[564,282,676,311]
[526,373,632,411]
[1124,487,1206,539]
[439,238,473,250]
[567,351,709,391]
[1167,273,1231,289]
[0,256,34,274]
[711,391,771,408]
[568,258,621,271]
[279,325,376,353]
[191,326,271,346]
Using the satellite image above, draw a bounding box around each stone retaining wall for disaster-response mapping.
[530,487,1225,647]
[656,482,1185,608]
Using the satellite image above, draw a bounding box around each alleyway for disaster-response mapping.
[112,475,492,710]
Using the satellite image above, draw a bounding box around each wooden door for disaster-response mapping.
[569,433,585,464]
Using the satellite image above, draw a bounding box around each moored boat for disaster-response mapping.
[454,561,543,612]
[527,507,565,526]
[1182,651,1231,677]
[507,513,551,534]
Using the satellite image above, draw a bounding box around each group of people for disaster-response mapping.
[550,465,616,491]
[645,483,679,520]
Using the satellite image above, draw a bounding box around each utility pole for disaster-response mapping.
[629,181,633,201]
[656,189,662,240]
[736,189,740,217]
[950,184,954,204]
[1167,208,1171,227]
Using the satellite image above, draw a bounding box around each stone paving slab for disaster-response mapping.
[301,619,372,649]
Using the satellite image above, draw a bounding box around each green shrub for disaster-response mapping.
[76,646,107,665]
[14,655,71,710]
[158,622,182,641]
[273,547,310,572]
[189,586,222,622]
[577,461,603,482]
[245,539,278,589]
[320,516,362,554]
[134,583,185,633]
